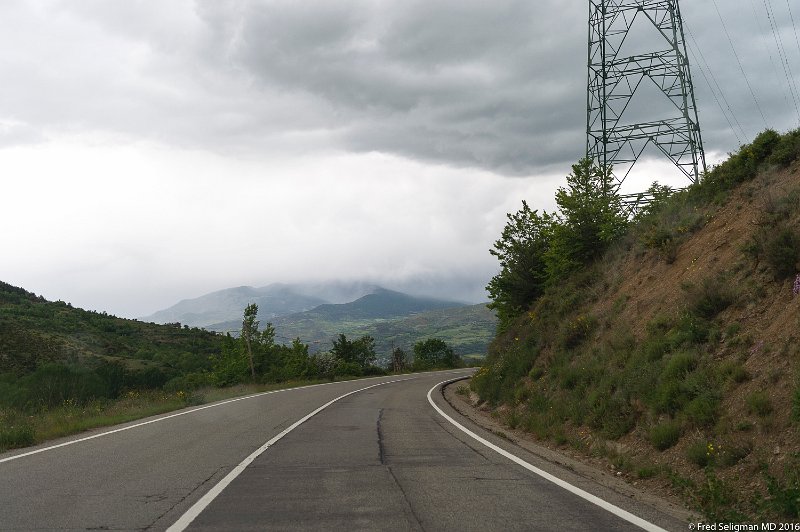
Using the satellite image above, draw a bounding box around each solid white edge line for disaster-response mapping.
[166,376,417,532]
[0,373,418,465]
[427,378,669,532]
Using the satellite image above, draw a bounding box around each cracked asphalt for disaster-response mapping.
[0,371,686,531]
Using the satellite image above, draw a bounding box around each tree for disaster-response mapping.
[312,352,338,381]
[486,159,627,328]
[330,334,377,374]
[212,334,248,386]
[241,303,259,381]
[486,201,555,328]
[390,347,408,373]
[253,322,276,375]
[351,336,377,369]
[547,158,627,280]
[413,339,458,370]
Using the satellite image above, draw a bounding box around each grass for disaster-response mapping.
[650,420,681,451]
[683,277,735,320]
[0,378,337,454]
[686,440,712,468]
[761,457,800,519]
[746,391,773,417]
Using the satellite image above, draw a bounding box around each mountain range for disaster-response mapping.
[143,282,496,361]
[140,281,381,327]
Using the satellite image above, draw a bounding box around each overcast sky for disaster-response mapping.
[2,0,799,318]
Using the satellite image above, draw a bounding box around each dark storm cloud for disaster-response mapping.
[192,0,800,173]
[194,0,588,175]
[2,1,798,173]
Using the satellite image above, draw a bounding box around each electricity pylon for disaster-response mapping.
[586,0,706,187]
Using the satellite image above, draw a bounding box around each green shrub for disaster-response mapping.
[691,129,780,204]
[559,314,597,350]
[763,227,800,279]
[650,420,681,450]
[718,440,752,467]
[718,361,749,384]
[636,465,661,479]
[11,364,108,409]
[697,468,746,522]
[600,398,637,440]
[163,371,215,392]
[762,460,800,518]
[0,423,35,451]
[334,361,363,378]
[471,344,539,406]
[668,350,699,375]
[684,277,735,319]
[686,440,712,468]
[768,129,800,167]
[668,312,711,346]
[792,384,800,423]
[654,378,685,415]
[685,393,719,427]
[528,366,544,380]
[585,386,636,439]
[641,335,671,361]
[506,409,521,429]
[642,227,679,263]
[525,388,552,413]
[749,129,782,161]
[725,323,742,337]
[746,391,773,417]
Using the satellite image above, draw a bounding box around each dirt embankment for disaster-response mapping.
[469,151,800,520]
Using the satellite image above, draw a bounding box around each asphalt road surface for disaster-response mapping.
[0,370,688,531]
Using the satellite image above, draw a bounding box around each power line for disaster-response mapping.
[747,0,795,115]
[688,44,742,146]
[787,0,800,66]
[710,0,769,128]
[763,0,800,126]
[685,23,746,143]
[783,0,800,126]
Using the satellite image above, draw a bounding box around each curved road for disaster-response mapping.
[0,370,687,531]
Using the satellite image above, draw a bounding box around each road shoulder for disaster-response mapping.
[442,378,698,526]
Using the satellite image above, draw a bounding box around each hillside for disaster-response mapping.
[269,303,496,360]
[472,129,800,520]
[0,281,221,381]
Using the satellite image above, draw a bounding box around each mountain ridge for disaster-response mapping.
[140,281,381,327]
[205,287,469,333]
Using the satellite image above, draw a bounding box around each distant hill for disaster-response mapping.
[278,303,498,360]
[0,281,221,378]
[207,288,467,333]
[207,288,496,362]
[140,281,379,328]
[123,280,495,366]
[303,288,465,320]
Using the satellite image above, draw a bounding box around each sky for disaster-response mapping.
[1,0,799,318]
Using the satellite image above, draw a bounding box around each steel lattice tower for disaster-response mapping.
[587,0,707,186]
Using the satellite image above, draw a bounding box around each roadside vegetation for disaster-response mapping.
[475,128,800,521]
[0,283,465,453]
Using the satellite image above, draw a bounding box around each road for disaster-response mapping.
[0,370,687,531]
